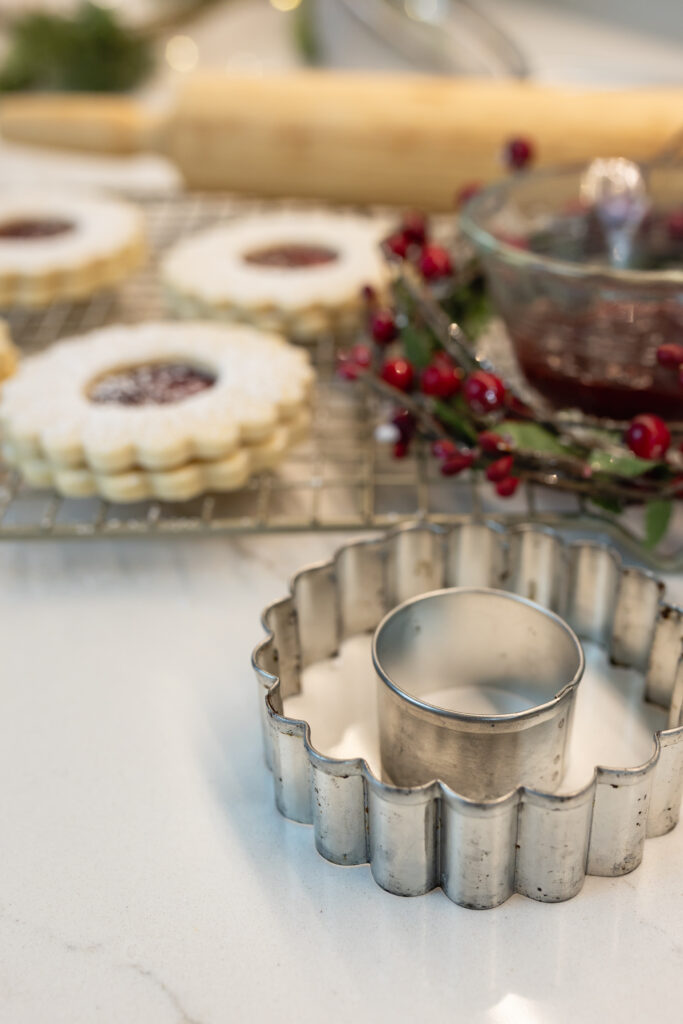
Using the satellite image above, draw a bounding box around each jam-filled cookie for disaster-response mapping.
[0,190,146,307]
[161,210,389,340]
[0,321,313,501]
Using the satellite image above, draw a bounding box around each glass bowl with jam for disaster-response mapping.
[459,164,683,422]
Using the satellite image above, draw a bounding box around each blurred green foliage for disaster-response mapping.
[0,2,153,93]
[292,0,320,64]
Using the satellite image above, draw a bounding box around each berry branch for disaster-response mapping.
[337,168,682,550]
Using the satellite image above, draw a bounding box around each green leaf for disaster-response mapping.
[442,279,492,340]
[579,427,621,446]
[400,325,434,370]
[645,500,673,550]
[461,292,493,340]
[587,494,624,516]
[432,399,478,444]
[588,451,660,478]
[499,420,572,456]
[390,278,419,321]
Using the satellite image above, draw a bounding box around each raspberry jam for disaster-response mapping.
[243,243,338,268]
[89,363,216,406]
[500,207,683,419]
[0,218,73,239]
[510,299,683,420]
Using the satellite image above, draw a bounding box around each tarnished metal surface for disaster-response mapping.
[253,521,683,909]
[374,587,584,798]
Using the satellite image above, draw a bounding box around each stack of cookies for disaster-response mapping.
[0,322,313,502]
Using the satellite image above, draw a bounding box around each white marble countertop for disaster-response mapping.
[1,530,682,1024]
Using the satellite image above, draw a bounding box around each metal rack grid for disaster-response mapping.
[0,192,670,558]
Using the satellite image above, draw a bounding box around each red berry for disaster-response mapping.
[420,361,462,398]
[381,357,414,392]
[431,438,457,460]
[337,344,371,380]
[624,414,671,459]
[503,136,534,171]
[349,343,371,367]
[441,366,461,397]
[337,358,362,381]
[371,309,398,345]
[478,431,509,454]
[495,476,520,498]
[385,231,410,259]
[485,455,514,482]
[657,343,683,368]
[402,211,427,244]
[393,439,410,459]
[420,365,443,395]
[667,209,683,242]
[455,182,481,208]
[392,408,416,441]
[441,451,475,476]
[361,284,377,304]
[464,370,506,414]
[418,244,453,281]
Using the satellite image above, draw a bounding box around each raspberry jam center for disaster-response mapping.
[0,218,74,240]
[243,243,338,268]
[89,363,216,406]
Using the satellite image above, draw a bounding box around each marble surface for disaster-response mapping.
[0,530,682,1024]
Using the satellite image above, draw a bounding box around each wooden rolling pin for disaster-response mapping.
[1,72,681,208]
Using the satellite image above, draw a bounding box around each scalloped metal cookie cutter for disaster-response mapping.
[252,522,683,909]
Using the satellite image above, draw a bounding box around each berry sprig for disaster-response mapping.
[336,167,682,542]
[337,321,526,500]
[382,210,457,283]
[338,272,682,507]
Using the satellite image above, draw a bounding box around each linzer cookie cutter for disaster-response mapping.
[252,522,683,909]
[374,587,585,799]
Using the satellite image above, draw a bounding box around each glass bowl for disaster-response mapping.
[459,164,683,421]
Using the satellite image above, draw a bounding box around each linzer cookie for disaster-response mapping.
[0,190,145,307]
[161,210,389,340]
[0,321,313,501]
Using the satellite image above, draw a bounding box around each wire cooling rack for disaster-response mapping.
[0,191,677,564]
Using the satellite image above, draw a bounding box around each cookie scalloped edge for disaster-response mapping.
[5,406,311,502]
